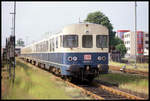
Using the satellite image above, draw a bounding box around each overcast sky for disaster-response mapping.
[2,1,149,47]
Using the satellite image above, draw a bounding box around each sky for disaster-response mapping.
[1,1,149,47]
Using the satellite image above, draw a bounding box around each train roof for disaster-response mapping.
[60,23,108,35]
[23,23,108,48]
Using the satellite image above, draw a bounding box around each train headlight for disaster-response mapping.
[73,56,78,61]
[86,65,90,71]
[102,56,106,61]
[97,56,102,61]
[68,56,72,61]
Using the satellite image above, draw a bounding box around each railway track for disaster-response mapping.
[72,80,144,100]
[109,65,148,76]
[17,58,145,100]
[77,83,127,100]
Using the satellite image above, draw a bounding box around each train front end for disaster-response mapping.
[64,52,109,80]
[60,23,109,81]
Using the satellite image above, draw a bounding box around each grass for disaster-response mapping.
[109,61,149,72]
[96,73,149,95]
[2,59,91,99]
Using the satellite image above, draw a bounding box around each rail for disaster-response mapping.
[109,65,148,76]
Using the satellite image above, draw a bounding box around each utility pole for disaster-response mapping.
[134,1,137,68]
[14,1,16,82]
[9,1,16,84]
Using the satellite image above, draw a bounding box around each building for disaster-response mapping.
[124,31,149,58]
[116,30,130,41]
[1,46,23,58]
[143,32,149,55]
[15,46,24,56]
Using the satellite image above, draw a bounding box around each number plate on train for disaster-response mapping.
[84,54,91,60]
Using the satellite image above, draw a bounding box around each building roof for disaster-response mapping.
[117,30,130,32]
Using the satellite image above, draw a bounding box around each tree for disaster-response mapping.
[115,44,127,58]
[84,11,116,48]
[16,38,25,47]
[111,37,124,46]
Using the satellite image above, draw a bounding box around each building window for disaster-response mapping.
[145,34,149,37]
[138,39,142,44]
[124,35,126,38]
[145,41,149,44]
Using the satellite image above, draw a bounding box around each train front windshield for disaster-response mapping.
[82,35,93,48]
[96,35,108,48]
[63,35,78,48]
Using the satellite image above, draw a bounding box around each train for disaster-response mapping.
[20,23,109,82]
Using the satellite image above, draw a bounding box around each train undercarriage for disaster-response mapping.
[21,57,108,82]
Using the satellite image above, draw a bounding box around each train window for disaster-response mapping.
[40,43,42,52]
[39,44,40,52]
[37,44,39,52]
[60,35,63,47]
[96,35,108,48]
[42,42,44,52]
[63,35,78,48]
[46,41,48,51]
[52,38,55,51]
[38,44,40,52]
[37,44,38,52]
[45,41,46,51]
[41,43,43,52]
[43,42,45,51]
[36,44,38,52]
[82,35,93,48]
[50,39,52,52]
[56,37,58,48]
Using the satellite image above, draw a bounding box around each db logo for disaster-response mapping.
[84,54,91,60]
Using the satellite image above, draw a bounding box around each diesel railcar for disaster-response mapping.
[20,23,109,81]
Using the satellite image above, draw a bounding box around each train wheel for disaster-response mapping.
[41,64,45,69]
[33,61,36,65]
[49,66,52,72]
[38,63,41,68]
[30,60,32,64]
[51,67,56,74]
[36,62,38,67]
[58,68,61,76]
[56,68,59,76]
